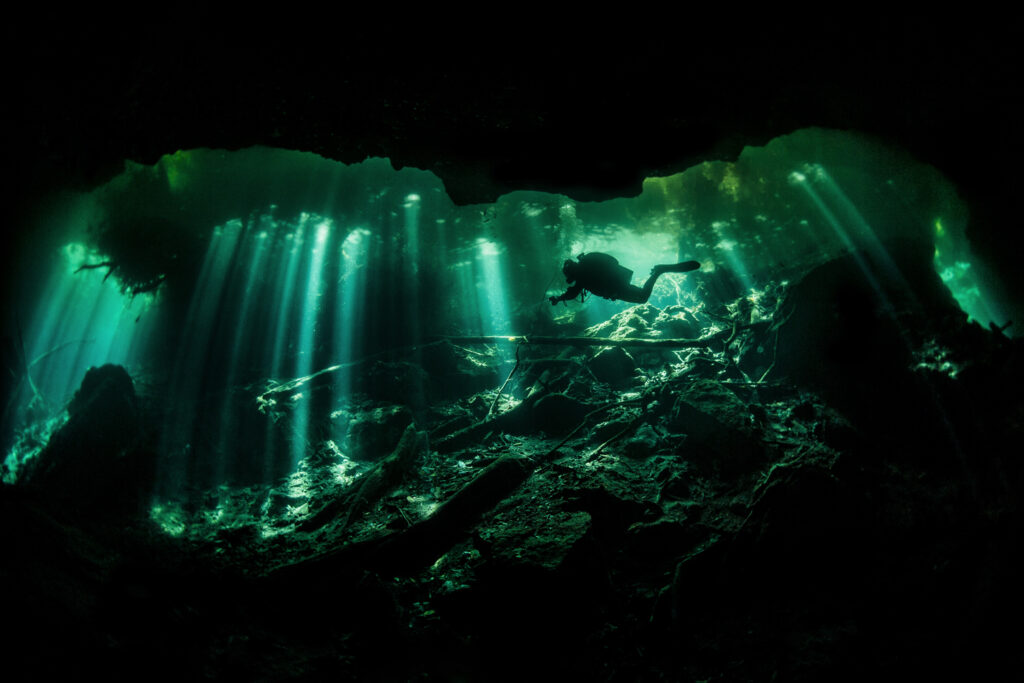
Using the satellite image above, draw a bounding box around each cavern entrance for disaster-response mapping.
[2,126,1000,530]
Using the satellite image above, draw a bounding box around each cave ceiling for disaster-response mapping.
[4,16,1022,304]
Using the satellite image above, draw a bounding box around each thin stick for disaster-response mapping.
[434,334,723,349]
[75,261,117,281]
[585,412,644,462]
[28,339,94,369]
[756,329,780,384]
[535,398,644,463]
[15,310,42,406]
[487,343,522,419]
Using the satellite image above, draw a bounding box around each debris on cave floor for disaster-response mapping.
[7,260,1023,681]
[127,287,836,578]
[8,284,846,575]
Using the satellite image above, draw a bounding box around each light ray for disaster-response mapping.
[334,227,371,420]
[158,219,243,498]
[215,224,271,483]
[292,219,332,469]
[475,238,510,336]
[264,218,308,482]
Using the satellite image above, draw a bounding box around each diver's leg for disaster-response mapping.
[633,261,701,304]
[632,273,662,303]
[618,285,649,304]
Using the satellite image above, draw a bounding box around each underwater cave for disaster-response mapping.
[3,24,1023,682]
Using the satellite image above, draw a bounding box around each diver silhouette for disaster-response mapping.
[549,253,701,305]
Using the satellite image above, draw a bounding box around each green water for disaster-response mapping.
[3,127,1003,496]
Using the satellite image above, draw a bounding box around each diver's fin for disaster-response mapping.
[662,260,701,273]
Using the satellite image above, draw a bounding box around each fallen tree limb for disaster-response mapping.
[434,395,535,453]
[273,453,534,580]
[433,334,722,349]
[3,309,42,420]
[29,338,95,369]
[536,397,643,463]
[370,454,533,573]
[757,328,781,384]
[75,261,117,281]
[487,342,522,419]
[585,410,645,462]
[299,424,427,533]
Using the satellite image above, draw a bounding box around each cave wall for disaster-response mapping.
[5,16,1022,314]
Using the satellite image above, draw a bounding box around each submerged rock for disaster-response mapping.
[622,422,661,458]
[419,341,504,399]
[346,404,414,461]
[530,392,588,435]
[652,306,701,338]
[479,503,591,571]
[589,346,636,386]
[774,239,964,413]
[666,381,766,477]
[22,364,148,513]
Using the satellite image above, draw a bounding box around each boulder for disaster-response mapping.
[652,307,701,338]
[478,505,592,571]
[774,239,965,412]
[530,392,588,435]
[622,422,661,458]
[346,404,414,461]
[419,341,503,399]
[23,364,148,513]
[589,346,636,386]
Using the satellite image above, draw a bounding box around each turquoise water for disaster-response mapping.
[3,128,1004,494]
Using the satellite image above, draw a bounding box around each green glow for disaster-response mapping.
[4,238,157,482]
[932,216,1006,328]
[149,502,188,537]
[293,218,332,468]
[333,227,371,413]
[474,238,511,336]
[9,131,1018,538]
[162,149,197,193]
[2,413,67,484]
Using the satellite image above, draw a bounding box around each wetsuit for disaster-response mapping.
[549,253,700,305]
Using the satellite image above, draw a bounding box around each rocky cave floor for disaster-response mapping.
[3,244,1024,682]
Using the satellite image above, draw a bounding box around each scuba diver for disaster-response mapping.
[549,253,701,305]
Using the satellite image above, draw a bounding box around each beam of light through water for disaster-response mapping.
[452,258,481,335]
[4,243,156,481]
[475,239,511,336]
[805,164,922,298]
[291,219,331,469]
[402,194,426,399]
[157,220,243,498]
[789,168,893,311]
[215,225,271,483]
[263,219,308,482]
[712,223,755,295]
[333,227,371,429]
[787,167,977,468]
[404,194,421,277]
[790,164,1002,333]
[20,246,153,409]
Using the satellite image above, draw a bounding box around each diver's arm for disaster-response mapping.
[549,284,583,305]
